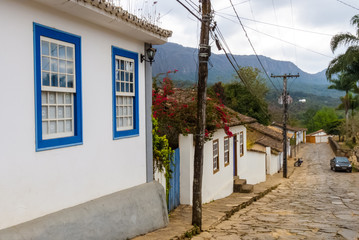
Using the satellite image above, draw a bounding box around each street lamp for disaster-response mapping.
[141,45,157,65]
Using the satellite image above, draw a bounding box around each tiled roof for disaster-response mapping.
[168,88,256,127]
[247,127,283,153]
[307,129,326,136]
[77,0,172,38]
[248,122,283,141]
[267,126,294,138]
[271,122,307,132]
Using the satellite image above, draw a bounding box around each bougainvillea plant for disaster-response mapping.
[152,70,233,149]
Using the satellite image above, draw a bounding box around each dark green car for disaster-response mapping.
[330,157,352,172]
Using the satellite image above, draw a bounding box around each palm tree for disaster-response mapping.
[326,14,359,81]
[328,73,355,124]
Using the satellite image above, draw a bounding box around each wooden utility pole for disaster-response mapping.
[271,74,299,178]
[192,0,211,229]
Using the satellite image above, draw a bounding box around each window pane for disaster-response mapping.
[67,61,74,74]
[128,106,132,115]
[49,106,56,119]
[42,121,48,135]
[51,43,58,57]
[42,72,50,86]
[130,73,133,82]
[42,106,48,119]
[123,117,128,127]
[58,106,64,118]
[59,75,66,87]
[121,60,124,70]
[67,47,73,60]
[59,60,66,73]
[125,73,129,82]
[65,93,71,104]
[51,58,58,72]
[58,93,64,104]
[51,73,58,87]
[119,106,123,116]
[116,71,120,81]
[49,92,56,104]
[116,107,120,117]
[42,92,47,104]
[50,121,57,134]
[119,118,123,127]
[41,41,49,56]
[65,106,72,118]
[66,120,72,132]
[130,83,133,93]
[59,45,66,59]
[58,120,65,133]
[121,83,124,92]
[115,59,119,70]
[127,97,131,104]
[125,83,129,92]
[119,96,123,104]
[116,82,120,92]
[42,57,50,71]
[123,106,127,115]
[121,71,124,81]
[67,75,74,88]
[128,117,132,126]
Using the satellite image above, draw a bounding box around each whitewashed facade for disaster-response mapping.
[0,0,170,231]
[179,125,248,204]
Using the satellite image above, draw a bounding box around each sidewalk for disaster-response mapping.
[134,158,297,240]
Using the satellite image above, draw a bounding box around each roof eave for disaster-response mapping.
[32,0,172,45]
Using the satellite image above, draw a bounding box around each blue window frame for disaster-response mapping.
[112,46,139,139]
[34,23,82,151]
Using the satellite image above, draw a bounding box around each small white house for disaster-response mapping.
[0,0,171,239]
[271,122,307,145]
[307,129,330,143]
[247,122,285,176]
[179,113,256,204]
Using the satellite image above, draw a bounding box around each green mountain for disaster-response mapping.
[153,42,341,98]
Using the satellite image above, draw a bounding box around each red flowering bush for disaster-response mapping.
[153,70,233,148]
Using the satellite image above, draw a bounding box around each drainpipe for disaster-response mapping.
[145,42,153,182]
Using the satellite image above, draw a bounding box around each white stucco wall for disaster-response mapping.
[241,151,266,184]
[179,125,246,205]
[269,153,281,175]
[0,1,149,229]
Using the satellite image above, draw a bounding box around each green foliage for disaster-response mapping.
[311,107,339,133]
[152,116,174,203]
[219,67,271,125]
[153,71,234,149]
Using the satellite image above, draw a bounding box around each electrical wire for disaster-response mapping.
[176,0,201,21]
[214,12,334,37]
[216,0,249,12]
[336,0,359,11]
[228,0,281,93]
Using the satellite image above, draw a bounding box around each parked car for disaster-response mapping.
[330,157,352,172]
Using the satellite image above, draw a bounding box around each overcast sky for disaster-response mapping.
[121,0,358,74]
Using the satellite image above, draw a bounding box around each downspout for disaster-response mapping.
[145,42,153,182]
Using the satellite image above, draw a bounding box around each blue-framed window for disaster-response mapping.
[112,46,139,139]
[34,23,82,151]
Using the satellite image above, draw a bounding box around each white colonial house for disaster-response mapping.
[0,0,171,239]
[179,112,256,204]
[307,129,330,143]
[247,122,285,176]
[271,122,307,145]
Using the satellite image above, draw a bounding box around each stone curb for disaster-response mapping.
[178,163,296,239]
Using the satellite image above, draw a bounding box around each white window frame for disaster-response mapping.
[40,36,76,140]
[213,139,219,173]
[224,137,230,166]
[115,56,135,131]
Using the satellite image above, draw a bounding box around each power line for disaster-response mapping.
[183,0,200,14]
[216,0,249,12]
[176,0,201,21]
[336,0,359,11]
[228,0,281,93]
[243,24,333,59]
[214,12,334,37]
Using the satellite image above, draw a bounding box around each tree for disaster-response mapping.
[326,14,359,82]
[222,67,270,125]
[328,73,355,124]
[302,107,319,133]
[312,107,339,132]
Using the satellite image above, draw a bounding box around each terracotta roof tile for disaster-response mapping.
[77,0,172,38]
[271,122,307,132]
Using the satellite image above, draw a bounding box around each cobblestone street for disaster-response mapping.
[195,143,359,240]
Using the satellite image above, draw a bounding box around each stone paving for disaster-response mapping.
[134,152,296,240]
[194,143,359,240]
